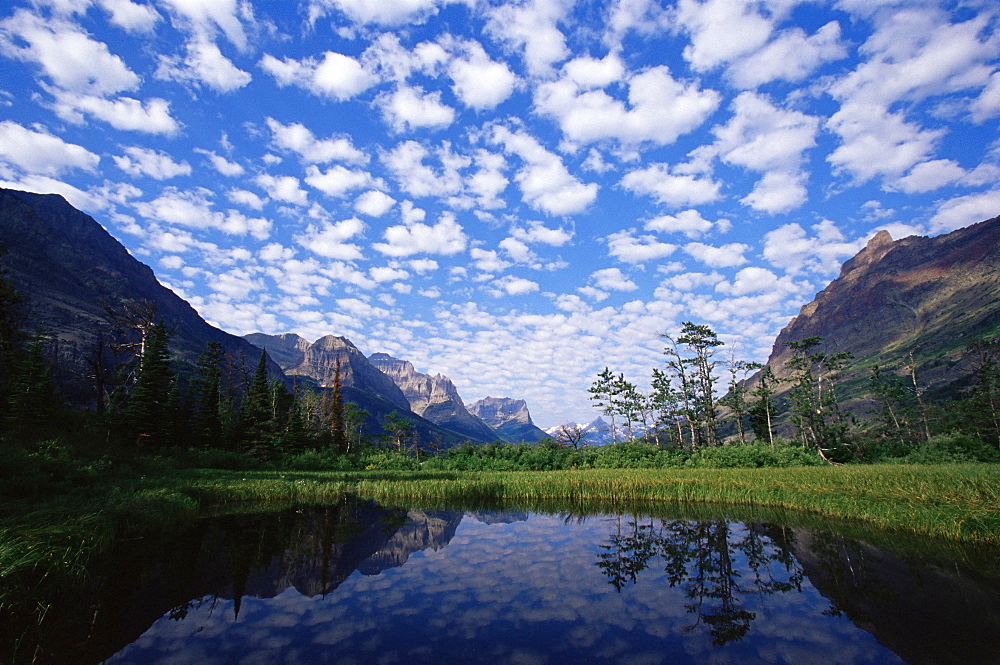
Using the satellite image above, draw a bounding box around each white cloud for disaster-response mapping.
[157,0,252,52]
[306,0,444,26]
[113,146,191,179]
[382,140,467,198]
[683,242,749,268]
[590,267,637,292]
[304,164,374,198]
[644,209,728,238]
[534,64,720,147]
[728,21,846,88]
[446,38,517,110]
[377,84,455,133]
[155,39,251,93]
[605,230,677,264]
[0,10,139,95]
[196,149,244,176]
[889,159,967,194]
[50,91,180,134]
[227,188,265,209]
[0,121,99,175]
[134,187,269,238]
[265,117,367,165]
[928,190,1000,234]
[98,0,161,33]
[254,174,308,206]
[674,0,773,72]
[369,265,409,282]
[762,220,865,275]
[295,218,365,260]
[620,162,720,208]
[491,275,539,296]
[471,247,513,273]
[491,125,598,215]
[354,189,396,216]
[373,211,468,257]
[259,51,374,101]
[510,220,573,246]
[971,71,1000,123]
[486,0,571,77]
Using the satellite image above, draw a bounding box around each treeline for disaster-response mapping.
[586,322,1000,463]
[0,265,439,485]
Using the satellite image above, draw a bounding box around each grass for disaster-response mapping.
[2,464,998,611]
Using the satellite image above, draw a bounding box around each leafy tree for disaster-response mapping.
[677,322,724,446]
[589,367,620,445]
[719,359,761,446]
[748,366,778,447]
[784,337,854,462]
[383,410,415,451]
[343,402,370,453]
[650,368,685,447]
[554,423,589,449]
[867,364,917,449]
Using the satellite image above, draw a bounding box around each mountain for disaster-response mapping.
[545,417,620,446]
[468,397,548,442]
[0,188,282,407]
[244,333,476,447]
[755,215,1000,406]
[368,353,500,443]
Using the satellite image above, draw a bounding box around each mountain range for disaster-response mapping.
[0,187,546,445]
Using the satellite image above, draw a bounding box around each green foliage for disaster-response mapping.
[901,432,1000,464]
[686,442,823,468]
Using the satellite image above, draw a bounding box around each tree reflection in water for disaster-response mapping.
[598,518,804,645]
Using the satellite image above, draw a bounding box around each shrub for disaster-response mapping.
[687,442,823,468]
[903,432,1000,464]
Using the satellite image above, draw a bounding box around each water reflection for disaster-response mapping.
[6,499,999,665]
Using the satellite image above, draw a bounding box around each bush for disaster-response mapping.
[284,448,355,471]
[902,432,1000,464]
[358,448,421,471]
[687,442,823,468]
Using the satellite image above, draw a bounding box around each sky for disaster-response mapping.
[0,0,998,428]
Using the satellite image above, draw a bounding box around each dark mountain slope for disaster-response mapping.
[755,215,1000,405]
[0,188,281,407]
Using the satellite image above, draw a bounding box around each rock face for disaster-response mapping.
[0,188,282,407]
[246,333,410,411]
[757,215,1000,402]
[469,396,548,442]
[368,353,500,442]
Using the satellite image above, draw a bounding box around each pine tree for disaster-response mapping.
[327,357,348,453]
[5,332,60,433]
[126,321,174,446]
[194,341,225,447]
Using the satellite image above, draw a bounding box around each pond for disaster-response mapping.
[7,498,1000,665]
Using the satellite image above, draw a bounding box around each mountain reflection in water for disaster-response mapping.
[7,498,998,665]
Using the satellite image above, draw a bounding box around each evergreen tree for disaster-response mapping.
[719,359,761,446]
[589,368,620,445]
[5,332,60,433]
[126,321,174,446]
[676,322,724,446]
[326,357,348,453]
[965,338,1000,446]
[194,341,226,447]
[784,337,853,462]
[748,366,778,446]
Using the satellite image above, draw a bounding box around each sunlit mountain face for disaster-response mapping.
[1,0,996,427]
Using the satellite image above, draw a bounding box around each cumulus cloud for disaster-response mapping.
[491,125,598,215]
[50,91,180,134]
[377,84,456,133]
[134,187,270,238]
[157,0,254,52]
[354,189,396,216]
[491,275,539,296]
[683,242,749,268]
[259,51,374,101]
[645,209,729,238]
[605,230,677,264]
[196,149,244,176]
[304,164,375,198]
[485,0,571,77]
[373,211,468,257]
[0,121,99,175]
[155,39,251,92]
[534,64,720,147]
[928,190,1000,233]
[254,174,309,206]
[446,37,518,110]
[620,163,720,208]
[0,9,139,95]
[306,0,445,26]
[382,140,467,198]
[762,220,865,275]
[266,118,367,165]
[113,146,191,179]
[589,267,637,291]
[510,220,573,246]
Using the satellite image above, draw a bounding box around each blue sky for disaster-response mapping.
[1,0,997,427]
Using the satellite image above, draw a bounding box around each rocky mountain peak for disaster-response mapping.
[468,397,532,426]
[368,352,498,442]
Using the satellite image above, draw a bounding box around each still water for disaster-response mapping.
[11,499,1000,665]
